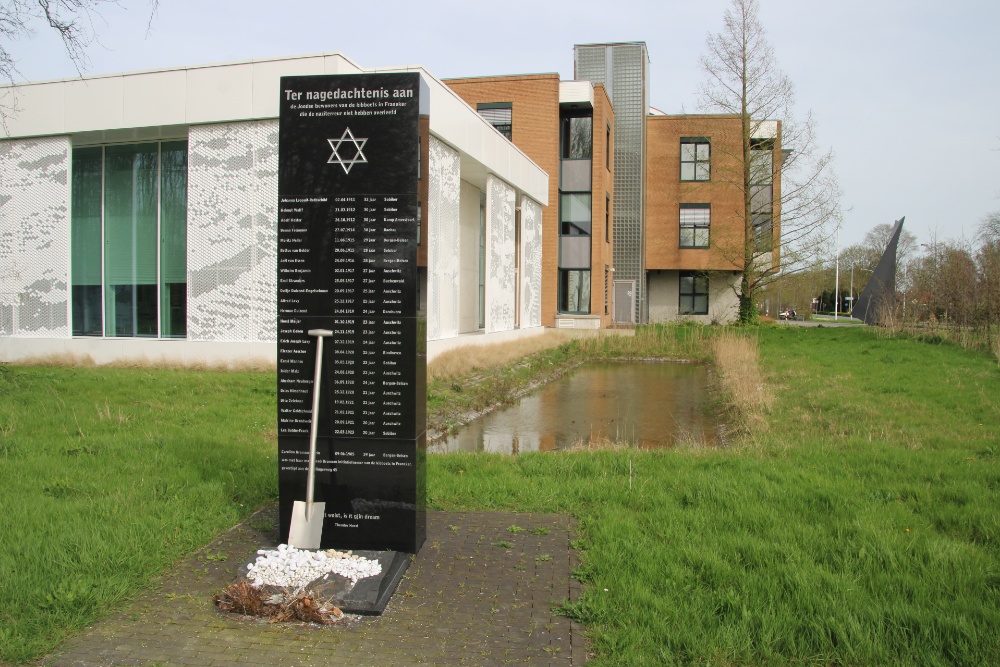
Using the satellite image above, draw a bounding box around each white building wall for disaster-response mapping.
[187,120,278,343]
[647,270,740,324]
[0,137,70,338]
[520,195,543,329]
[458,180,482,334]
[426,136,461,341]
[485,175,516,333]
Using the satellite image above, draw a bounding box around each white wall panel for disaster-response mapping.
[123,70,187,128]
[64,77,124,132]
[186,64,255,125]
[187,120,278,342]
[485,175,516,333]
[458,180,482,334]
[520,195,543,329]
[0,137,70,338]
[427,136,461,341]
[1,83,66,137]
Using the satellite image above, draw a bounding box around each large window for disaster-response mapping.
[560,270,591,314]
[477,103,512,140]
[561,115,592,159]
[679,272,709,315]
[71,141,188,338]
[680,137,710,181]
[559,110,594,315]
[679,204,710,248]
[750,138,774,251]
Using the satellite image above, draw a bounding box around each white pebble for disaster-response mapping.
[246,544,382,588]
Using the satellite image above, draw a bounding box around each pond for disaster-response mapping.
[430,362,719,454]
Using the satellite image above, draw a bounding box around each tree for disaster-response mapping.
[698,0,841,323]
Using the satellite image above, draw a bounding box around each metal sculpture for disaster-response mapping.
[852,217,905,325]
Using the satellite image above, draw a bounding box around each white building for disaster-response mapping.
[0,53,549,365]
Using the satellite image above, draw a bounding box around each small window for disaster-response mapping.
[477,103,512,140]
[680,138,710,181]
[605,194,611,243]
[606,123,611,170]
[679,272,709,315]
[679,204,710,248]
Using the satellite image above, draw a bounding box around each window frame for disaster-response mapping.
[680,137,711,182]
[679,203,710,249]
[476,102,512,140]
[71,140,189,339]
[679,271,709,316]
[750,137,775,252]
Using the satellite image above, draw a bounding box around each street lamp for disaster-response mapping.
[834,224,841,321]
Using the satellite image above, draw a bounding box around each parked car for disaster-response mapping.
[779,308,801,321]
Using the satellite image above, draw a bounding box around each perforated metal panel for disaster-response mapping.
[575,43,649,323]
[520,195,542,329]
[427,136,461,340]
[0,137,70,338]
[485,175,516,333]
[187,121,278,342]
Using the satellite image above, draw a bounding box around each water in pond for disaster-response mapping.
[431,362,719,454]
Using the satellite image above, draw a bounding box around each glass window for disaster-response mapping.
[559,269,591,313]
[159,141,188,338]
[71,147,103,336]
[561,115,592,159]
[680,138,710,181]
[679,204,710,248]
[679,272,709,315]
[71,141,188,339]
[477,103,512,140]
[560,193,592,235]
[750,139,774,252]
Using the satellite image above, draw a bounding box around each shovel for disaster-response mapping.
[288,328,333,549]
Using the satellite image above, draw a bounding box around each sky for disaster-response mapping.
[9,0,999,251]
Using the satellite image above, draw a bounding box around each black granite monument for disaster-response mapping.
[277,72,427,555]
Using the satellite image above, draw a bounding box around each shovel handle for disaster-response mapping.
[306,329,333,518]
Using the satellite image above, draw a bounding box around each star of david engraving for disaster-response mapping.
[327,127,368,174]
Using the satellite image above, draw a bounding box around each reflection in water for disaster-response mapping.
[432,362,718,454]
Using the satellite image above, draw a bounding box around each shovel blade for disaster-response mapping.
[288,501,325,550]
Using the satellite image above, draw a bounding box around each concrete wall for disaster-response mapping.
[647,270,740,324]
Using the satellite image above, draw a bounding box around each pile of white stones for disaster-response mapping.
[246,544,382,588]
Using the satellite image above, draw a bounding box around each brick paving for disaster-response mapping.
[41,507,587,666]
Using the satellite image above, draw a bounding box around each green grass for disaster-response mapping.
[0,365,277,664]
[427,326,1000,666]
[2,325,998,665]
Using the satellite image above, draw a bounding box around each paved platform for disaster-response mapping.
[41,507,587,666]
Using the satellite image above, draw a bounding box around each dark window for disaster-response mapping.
[477,102,512,140]
[606,123,611,169]
[561,115,592,159]
[680,137,710,181]
[559,269,591,313]
[605,194,611,242]
[679,272,709,315]
[679,204,710,248]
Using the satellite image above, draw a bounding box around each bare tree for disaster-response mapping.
[0,1,113,81]
[698,0,841,323]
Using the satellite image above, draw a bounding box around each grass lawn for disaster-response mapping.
[1,326,998,665]
[428,327,1000,665]
[0,366,277,663]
